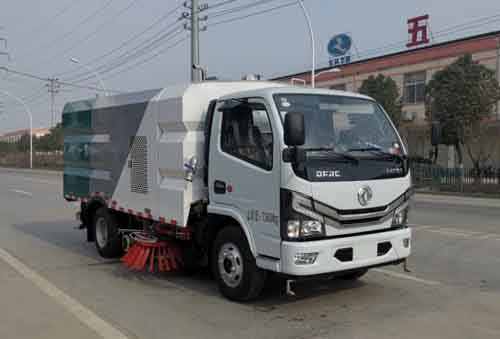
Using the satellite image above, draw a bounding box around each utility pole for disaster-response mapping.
[191,0,200,82]
[46,78,60,128]
[496,36,500,120]
[182,1,208,83]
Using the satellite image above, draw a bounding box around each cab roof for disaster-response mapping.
[218,83,374,102]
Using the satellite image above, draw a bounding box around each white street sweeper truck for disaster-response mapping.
[63,81,413,301]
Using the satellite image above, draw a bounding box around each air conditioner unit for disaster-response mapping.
[401,111,416,121]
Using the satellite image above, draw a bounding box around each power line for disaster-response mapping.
[16,0,115,62]
[20,0,81,37]
[66,22,185,81]
[353,14,500,61]
[56,79,124,93]
[206,0,240,11]
[30,0,142,69]
[54,3,183,78]
[105,35,189,80]
[0,66,124,93]
[73,28,186,83]
[0,67,47,82]
[76,0,297,83]
[209,0,278,18]
[207,0,298,28]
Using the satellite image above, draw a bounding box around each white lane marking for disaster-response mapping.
[9,189,33,197]
[0,247,129,339]
[422,229,473,237]
[372,268,441,286]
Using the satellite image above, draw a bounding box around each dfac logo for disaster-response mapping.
[357,186,373,206]
[316,170,341,178]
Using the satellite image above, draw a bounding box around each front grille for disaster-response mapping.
[337,205,387,215]
[336,216,384,226]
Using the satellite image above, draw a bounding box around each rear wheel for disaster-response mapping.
[212,227,266,301]
[93,207,122,258]
[337,268,368,280]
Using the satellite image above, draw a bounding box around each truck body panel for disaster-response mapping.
[64,82,285,226]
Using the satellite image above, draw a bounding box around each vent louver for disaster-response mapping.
[130,136,148,194]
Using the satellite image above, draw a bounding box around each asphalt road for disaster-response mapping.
[1,168,500,339]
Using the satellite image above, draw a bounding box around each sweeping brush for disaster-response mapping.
[121,232,183,273]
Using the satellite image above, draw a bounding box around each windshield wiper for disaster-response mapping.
[347,146,405,161]
[302,147,359,164]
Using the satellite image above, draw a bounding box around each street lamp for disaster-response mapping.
[314,68,341,83]
[291,68,341,87]
[290,77,307,85]
[297,0,316,88]
[0,90,33,169]
[70,58,108,96]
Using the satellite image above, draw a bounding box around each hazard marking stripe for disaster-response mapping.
[70,196,185,227]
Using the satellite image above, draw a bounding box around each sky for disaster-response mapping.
[0,0,500,133]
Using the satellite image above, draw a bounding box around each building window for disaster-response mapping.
[404,71,426,104]
[330,83,346,91]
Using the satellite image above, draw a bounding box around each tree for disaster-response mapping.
[35,123,64,152]
[359,74,402,126]
[16,134,30,153]
[426,54,500,171]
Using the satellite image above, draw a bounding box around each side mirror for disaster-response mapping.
[284,112,305,146]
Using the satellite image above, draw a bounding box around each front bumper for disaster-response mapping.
[280,228,411,276]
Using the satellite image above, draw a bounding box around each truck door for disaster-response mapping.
[209,98,281,259]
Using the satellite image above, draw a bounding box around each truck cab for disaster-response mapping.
[206,86,412,299]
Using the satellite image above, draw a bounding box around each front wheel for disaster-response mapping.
[212,227,266,301]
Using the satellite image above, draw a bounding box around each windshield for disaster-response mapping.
[274,94,403,155]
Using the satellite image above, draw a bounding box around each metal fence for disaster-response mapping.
[0,151,63,170]
[411,163,500,194]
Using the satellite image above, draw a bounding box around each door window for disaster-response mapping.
[220,102,273,170]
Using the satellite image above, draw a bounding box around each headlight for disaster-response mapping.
[287,220,324,239]
[392,204,409,227]
[301,220,323,236]
[287,220,301,238]
[281,190,326,240]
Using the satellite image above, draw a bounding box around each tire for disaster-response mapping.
[212,227,266,301]
[337,268,368,281]
[93,207,122,258]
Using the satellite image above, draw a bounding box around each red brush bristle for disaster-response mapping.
[122,239,182,273]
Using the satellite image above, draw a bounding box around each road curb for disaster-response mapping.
[415,192,500,207]
[415,189,500,200]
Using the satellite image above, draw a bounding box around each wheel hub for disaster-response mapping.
[218,242,243,288]
[95,217,108,248]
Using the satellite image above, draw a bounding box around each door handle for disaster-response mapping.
[214,180,226,194]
